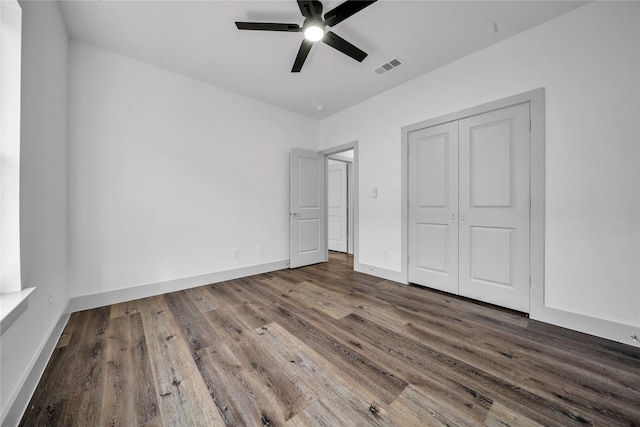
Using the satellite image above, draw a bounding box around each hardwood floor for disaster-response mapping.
[20,253,640,426]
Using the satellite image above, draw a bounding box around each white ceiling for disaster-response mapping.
[58,0,586,119]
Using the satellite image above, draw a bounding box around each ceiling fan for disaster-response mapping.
[235,0,377,72]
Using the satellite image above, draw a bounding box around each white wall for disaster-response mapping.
[68,41,318,299]
[318,2,640,342]
[1,0,69,423]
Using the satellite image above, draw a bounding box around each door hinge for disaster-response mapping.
[529,120,532,131]
[529,197,532,210]
[529,276,532,287]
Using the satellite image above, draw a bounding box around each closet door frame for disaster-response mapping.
[401,88,545,314]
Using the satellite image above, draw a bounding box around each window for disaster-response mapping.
[1,0,22,295]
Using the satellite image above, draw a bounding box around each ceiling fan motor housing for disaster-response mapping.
[303,18,326,41]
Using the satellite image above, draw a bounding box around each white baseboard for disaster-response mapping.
[2,307,70,427]
[531,304,640,348]
[355,262,406,284]
[69,260,289,313]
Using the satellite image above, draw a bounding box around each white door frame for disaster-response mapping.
[320,141,359,268]
[401,89,545,312]
[327,157,352,254]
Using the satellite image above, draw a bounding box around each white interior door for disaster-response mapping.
[328,160,348,253]
[290,149,327,268]
[408,122,459,294]
[458,103,530,312]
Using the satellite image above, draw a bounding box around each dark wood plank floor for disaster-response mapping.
[20,253,640,426]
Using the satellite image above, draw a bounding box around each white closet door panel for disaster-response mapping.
[416,223,450,273]
[408,122,459,294]
[458,103,530,312]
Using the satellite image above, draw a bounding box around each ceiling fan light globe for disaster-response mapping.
[304,25,324,42]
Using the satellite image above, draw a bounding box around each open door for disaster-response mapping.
[290,149,327,268]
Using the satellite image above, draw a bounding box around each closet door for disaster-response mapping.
[408,122,459,294]
[458,103,530,312]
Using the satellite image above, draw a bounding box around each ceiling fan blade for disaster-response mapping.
[235,22,301,32]
[324,0,377,27]
[292,39,314,72]
[297,0,323,18]
[323,31,367,62]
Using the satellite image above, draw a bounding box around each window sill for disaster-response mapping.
[1,287,35,335]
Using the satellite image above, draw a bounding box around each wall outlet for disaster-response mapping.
[384,248,389,258]
[232,248,239,258]
[257,245,264,255]
[48,289,53,307]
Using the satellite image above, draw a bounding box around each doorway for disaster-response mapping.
[321,142,359,270]
[328,151,353,254]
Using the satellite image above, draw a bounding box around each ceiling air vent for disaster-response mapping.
[374,58,402,75]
